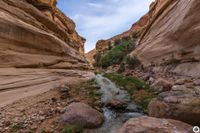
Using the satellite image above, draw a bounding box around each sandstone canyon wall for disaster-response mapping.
[88,0,200,78]
[85,13,149,67]
[87,12,149,65]
[0,0,93,106]
[85,0,200,127]
[132,0,200,77]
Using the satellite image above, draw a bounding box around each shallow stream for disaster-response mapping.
[85,74,144,133]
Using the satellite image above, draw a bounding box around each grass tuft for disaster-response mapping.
[62,124,83,133]
[104,73,157,113]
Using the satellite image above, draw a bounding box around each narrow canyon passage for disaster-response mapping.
[0,0,200,133]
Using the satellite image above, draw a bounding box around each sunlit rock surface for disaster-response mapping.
[132,0,200,77]
[0,0,93,106]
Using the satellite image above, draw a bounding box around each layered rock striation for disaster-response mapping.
[86,0,200,127]
[131,0,200,126]
[132,0,200,77]
[0,0,93,107]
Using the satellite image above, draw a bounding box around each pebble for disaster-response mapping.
[148,77,154,84]
[194,80,200,86]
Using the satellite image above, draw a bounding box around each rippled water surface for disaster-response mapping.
[85,74,143,133]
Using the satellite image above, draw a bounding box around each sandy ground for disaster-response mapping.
[0,77,100,133]
[0,68,94,107]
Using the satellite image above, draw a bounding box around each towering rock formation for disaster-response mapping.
[89,0,200,78]
[131,0,200,77]
[0,0,93,106]
[131,0,200,126]
[86,0,200,126]
[85,49,96,67]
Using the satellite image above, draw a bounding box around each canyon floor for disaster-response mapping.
[0,77,101,133]
[0,68,197,133]
[0,0,199,132]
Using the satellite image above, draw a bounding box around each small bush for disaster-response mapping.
[104,73,149,92]
[40,130,47,133]
[62,124,83,133]
[133,90,156,113]
[98,40,129,68]
[104,73,156,113]
[126,56,140,69]
[10,122,24,132]
[108,44,112,50]
[118,63,125,73]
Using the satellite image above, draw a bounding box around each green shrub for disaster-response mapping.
[62,124,83,133]
[118,63,125,73]
[10,122,24,132]
[108,44,112,50]
[104,73,156,113]
[40,130,47,133]
[133,90,157,113]
[104,73,149,92]
[97,39,137,68]
[98,40,129,68]
[126,56,140,69]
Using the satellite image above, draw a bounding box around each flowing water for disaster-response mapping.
[85,74,144,133]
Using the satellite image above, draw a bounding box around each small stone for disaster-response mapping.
[148,77,154,84]
[175,79,185,85]
[30,125,37,130]
[39,111,44,115]
[151,78,172,92]
[107,99,127,109]
[55,107,65,114]
[126,103,140,112]
[194,79,200,86]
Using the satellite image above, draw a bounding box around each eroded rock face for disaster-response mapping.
[60,102,104,128]
[119,116,193,133]
[148,85,200,126]
[85,49,96,67]
[0,0,87,67]
[0,0,92,106]
[86,9,149,65]
[132,0,200,77]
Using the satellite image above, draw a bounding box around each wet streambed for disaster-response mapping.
[85,74,144,133]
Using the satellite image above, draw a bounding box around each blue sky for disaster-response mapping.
[57,0,154,52]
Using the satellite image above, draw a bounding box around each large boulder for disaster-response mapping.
[148,85,200,126]
[119,116,193,133]
[60,102,104,128]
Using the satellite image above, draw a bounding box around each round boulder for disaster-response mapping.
[148,85,200,126]
[119,116,193,133]
[60,102,104,128]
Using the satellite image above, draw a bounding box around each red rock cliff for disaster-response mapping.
[131,0,200,77]
[0,0,93,106]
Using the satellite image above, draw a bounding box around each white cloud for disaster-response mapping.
[58,0,154,52]
[88,3,103,8]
